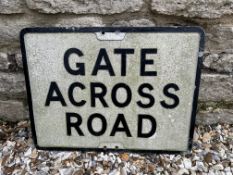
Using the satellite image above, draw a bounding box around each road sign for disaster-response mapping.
[20,27,204,152]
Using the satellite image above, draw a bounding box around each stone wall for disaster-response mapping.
[0,0,232,124]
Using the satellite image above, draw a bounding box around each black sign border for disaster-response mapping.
[20,27,205,154]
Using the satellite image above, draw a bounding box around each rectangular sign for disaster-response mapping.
[20,27,204,152]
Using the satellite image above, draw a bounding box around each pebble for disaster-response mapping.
[183,158,192,169]
[120,167,127,175]
[35,170,48,175]
[212,164,224,171]
[177,168,189,175]
[59,168,74,175]
[109,169,120,175]
[196,161,207,172]
[117,157,121,163]
[225,167,231,173]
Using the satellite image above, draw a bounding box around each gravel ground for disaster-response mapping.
[0,121,232,175]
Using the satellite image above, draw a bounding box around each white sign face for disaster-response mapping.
[21,27,204,152]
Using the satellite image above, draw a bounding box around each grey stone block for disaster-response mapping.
[0,0,25,14]
[203,53,233,74]
[151,0,233,19]
[0,72,26,100]
[206,25,233,52]
[0,100,27,121]
[199,73,233,102]
[196,109,233,125]
[0,52,23,71]
[26,0,144,14]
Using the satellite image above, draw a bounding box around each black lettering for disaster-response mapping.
[91,82,108,107]
[64,48,85,75]
[110,114,132,137]
[114,48,134,76]
[68,82,86,106]
[45,82,66,106]
[138,114,157,138]
[160,83,180,109]
[66,113,84,136]
[92,48,115,76]
[111,83,132,107]
[140,48,157,76]
[87,113,107,136]
[137,83,155,108]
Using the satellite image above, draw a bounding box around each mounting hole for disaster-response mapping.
[101,31,105,35]
[115,146,119,149]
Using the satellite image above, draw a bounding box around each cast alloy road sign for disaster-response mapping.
[20,27,204,152]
